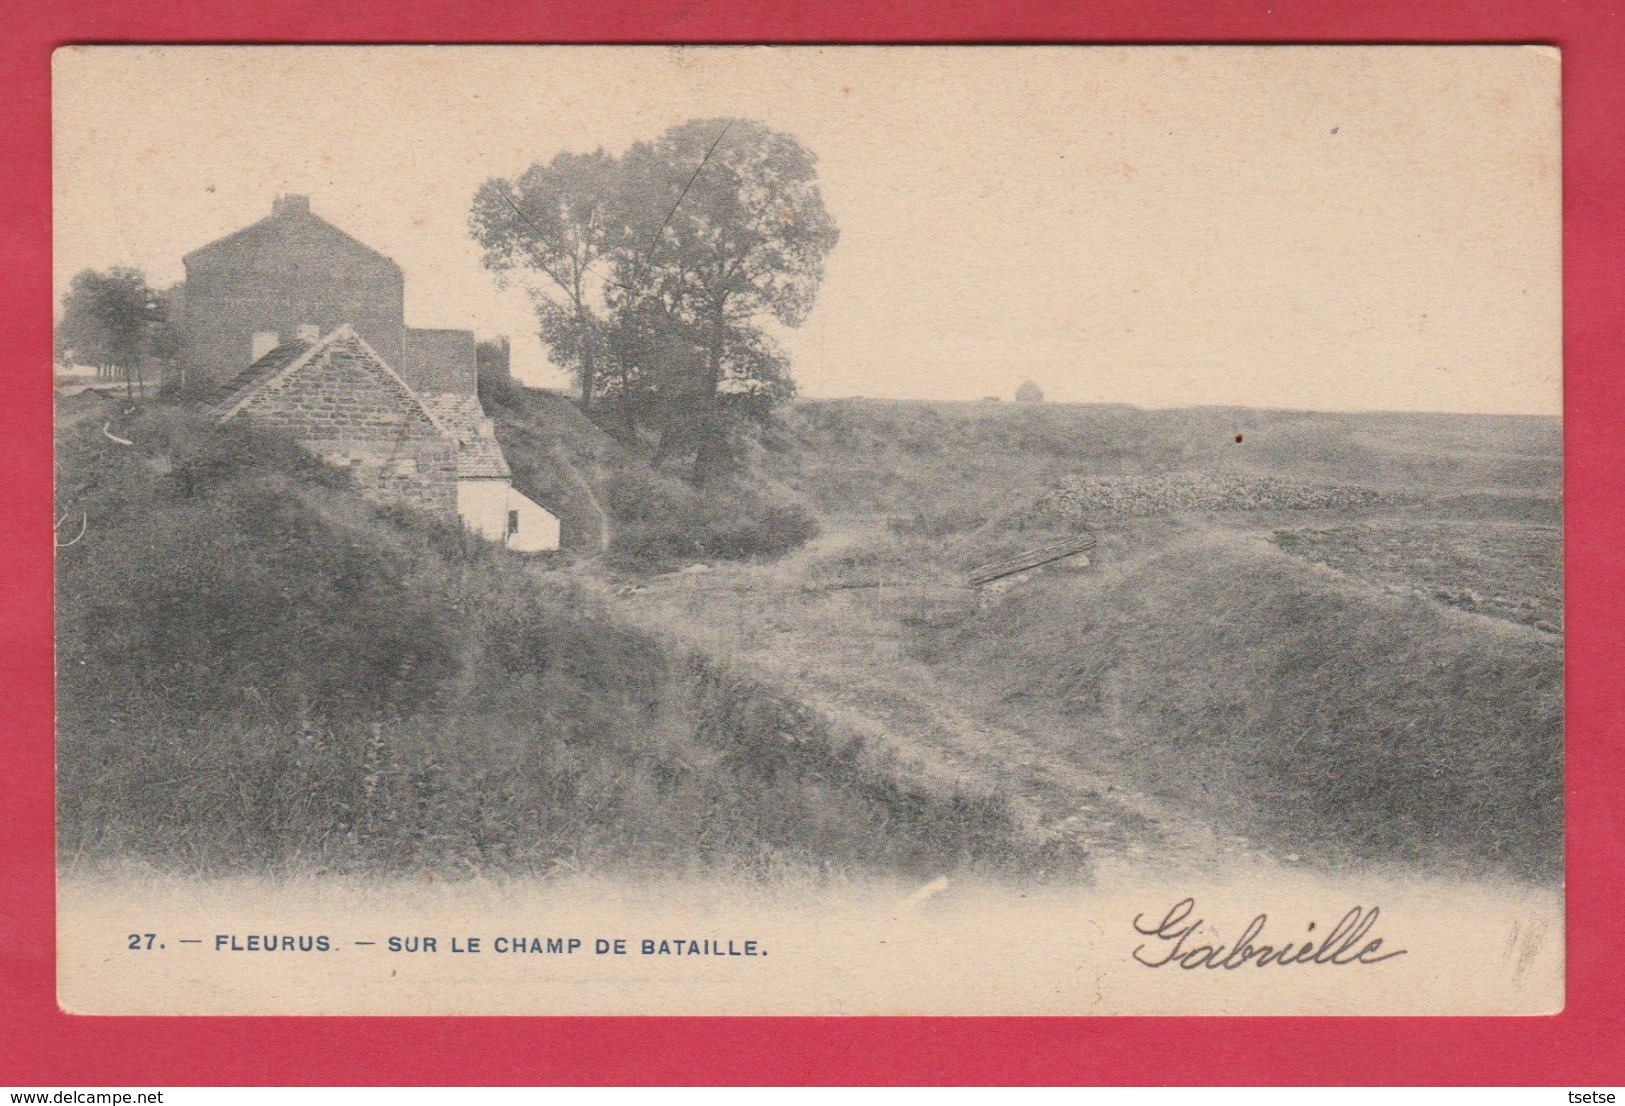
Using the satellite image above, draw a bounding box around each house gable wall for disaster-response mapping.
[405,329,478,397]
[183,208,405,392]
[233,335,457,517]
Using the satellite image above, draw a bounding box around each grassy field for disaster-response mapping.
[754,399,1560,516]
[58,391,1562,885]
[592,397,1564,882]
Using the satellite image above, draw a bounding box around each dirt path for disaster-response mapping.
[603,518,1244,876]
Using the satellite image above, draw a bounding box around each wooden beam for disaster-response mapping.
[968,534,1095,587]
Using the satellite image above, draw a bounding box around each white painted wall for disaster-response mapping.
[456,478,560,552]
[458,478,512,542]
[504,487,561,553]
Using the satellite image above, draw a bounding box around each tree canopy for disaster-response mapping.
[470,150,618,414]
[470,119,839,482]
[55,267,179,392]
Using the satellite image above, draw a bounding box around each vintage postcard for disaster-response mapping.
[52,45,1562,1015]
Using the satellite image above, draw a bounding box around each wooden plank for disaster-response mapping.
[968,534,1095,586]
[977,535,1093,570]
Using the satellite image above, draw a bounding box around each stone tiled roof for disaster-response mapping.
[420,393,512,479]
[208,326,450,437]
[207,324,506,481]
[204,339,313,416]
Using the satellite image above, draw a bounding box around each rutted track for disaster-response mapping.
[598,521,1252,877]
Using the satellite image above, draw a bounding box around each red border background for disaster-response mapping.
[4,0,1622,1087]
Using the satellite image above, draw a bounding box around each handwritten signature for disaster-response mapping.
[1131,897,1407,969]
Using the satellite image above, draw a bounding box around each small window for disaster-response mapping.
[508,510,520,536]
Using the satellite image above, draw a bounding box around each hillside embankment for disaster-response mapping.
[562,397,1563,882]
[60,391,1559,884]
[55,394,1072,881]
[926,524,1562,879]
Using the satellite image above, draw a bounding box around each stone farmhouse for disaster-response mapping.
[183,196,558,551]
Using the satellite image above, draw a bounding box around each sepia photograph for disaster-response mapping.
[51,45,1562,1015]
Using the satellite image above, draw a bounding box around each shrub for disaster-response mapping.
[604,466,819,567]
[58,447,462,728]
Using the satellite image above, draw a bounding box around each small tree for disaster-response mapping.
[1015,380,1045,403]
[55,267,173,398]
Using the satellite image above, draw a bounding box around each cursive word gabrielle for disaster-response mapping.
[1131,897,1406,969]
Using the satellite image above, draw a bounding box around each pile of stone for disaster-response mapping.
[1030,472,1405,521]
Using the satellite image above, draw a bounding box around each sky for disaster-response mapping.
[53,46,1561,414]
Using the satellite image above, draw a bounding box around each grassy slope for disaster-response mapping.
[653,396,1566,877]
[54,395,1067,881]
[923,525,1562,878]
[482,386,620,551]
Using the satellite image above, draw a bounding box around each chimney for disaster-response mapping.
[273,194,311,217]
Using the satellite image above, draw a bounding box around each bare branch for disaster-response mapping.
[101,421,133,447]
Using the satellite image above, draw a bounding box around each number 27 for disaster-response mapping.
[127,933,155,950]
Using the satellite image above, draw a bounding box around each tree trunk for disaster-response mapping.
[619,380,638,438]
[575,302,597,413]
[689,317,726,485]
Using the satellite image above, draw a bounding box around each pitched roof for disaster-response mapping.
[205,325,510,479]
[204,339,314,416]
[211,325,449,437]
[420,393,512,479]
[183,203,401,272]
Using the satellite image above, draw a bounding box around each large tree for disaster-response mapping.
[55,267,175,395]
[471,119,838,482]
[618,119,838,481]
[469,150,620,413]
